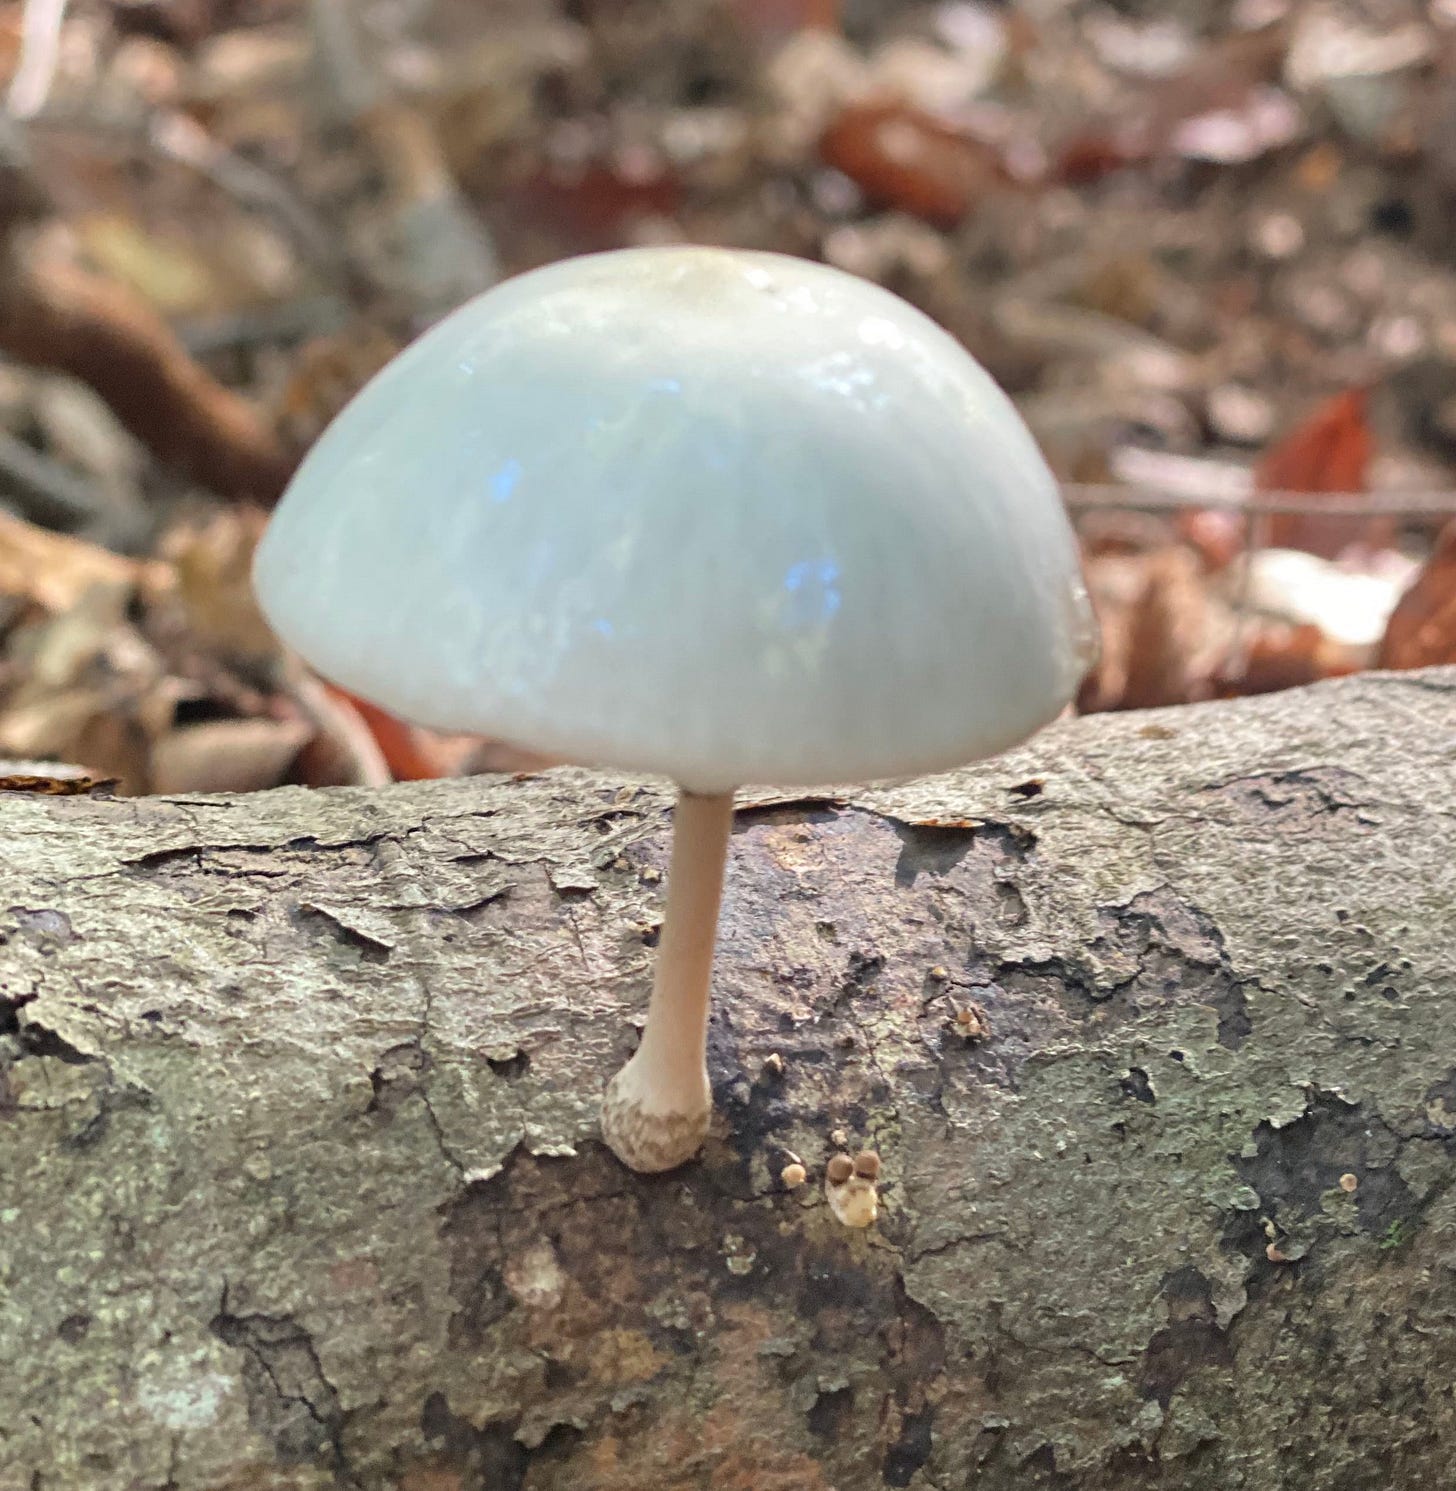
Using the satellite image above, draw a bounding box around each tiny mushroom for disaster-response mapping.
[252,245,1097,1174]
[825,1153,855,1186]
[826,1151,881,1229]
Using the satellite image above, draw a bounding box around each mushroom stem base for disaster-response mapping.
[601,1061,712,1173]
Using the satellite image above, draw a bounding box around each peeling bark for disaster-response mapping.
[2,669,1455,1490]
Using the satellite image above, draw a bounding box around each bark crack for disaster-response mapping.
[210,1290,357,1485]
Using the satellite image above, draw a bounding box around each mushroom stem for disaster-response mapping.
[601,787,734,1171]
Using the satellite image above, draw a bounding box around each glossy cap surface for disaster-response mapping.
[254,246,1096,791]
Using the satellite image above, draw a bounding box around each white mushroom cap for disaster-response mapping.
[254,246,1096,793]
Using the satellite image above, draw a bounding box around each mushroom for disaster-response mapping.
[252,245,1096,1173]
[825,1150,880,1228]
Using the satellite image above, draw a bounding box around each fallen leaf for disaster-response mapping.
[819,99,1002,227]
[462,738,564,776]
[498,158,682,255]
[1177,507,1248,571]
[0,688,153,794]
[0,14,20,84]
[276,325,400,448]
[1175,389,1377,568]
[329,686,446,782]
[286,671,391,788]
[150,716,311,794]
[732,0,841,41]
[1119,547,1211,710]
[1054,23,1290,182]
[1377,520,1456,670]
[1055,129,1139,185]
[159,508,276,667]
[1255,388,1379,557]
[1221,622,1358,697]
[0,512,148,614]
[1170,86,1302,164]
[0,760,117,795]
[75,213,224,318]
[1241,546,1412,650]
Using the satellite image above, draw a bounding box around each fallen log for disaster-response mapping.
[2,668,1454,1490]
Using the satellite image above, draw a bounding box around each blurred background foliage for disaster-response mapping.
[0,0,1454,796]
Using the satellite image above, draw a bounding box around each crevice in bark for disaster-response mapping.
[210,1301,354,1482]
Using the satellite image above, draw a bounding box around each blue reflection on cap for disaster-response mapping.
[490,458,523,504]
[782,558,842,621]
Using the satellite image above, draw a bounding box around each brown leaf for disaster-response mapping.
[1118,548,1211,710]
[327,686,446,782]
[158,508,276,667]
[276,326,399,448]
[1176,389,1377,569]
[0,512,146,615]
[150,716,311,795]
[0,760,117,795]
[820,100,1002,228]
[1054,23,1290,183]
[0,688,154,794]
[75,212,226,318]
[499,159,682,255]
[1175,508,1249,572]
[0,14,20,87]
[285,670,391,789]
[1222,622,1358,697]
[1255,389,1379,557]
[732,0,840,41]
[1377,520,1456,670]
[462,739,564,777]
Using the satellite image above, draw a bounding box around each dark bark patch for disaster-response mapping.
[1202,767,1375,832]
[1088,889,1251,1048]
[1140,1320,1232,1407]
[805,1384,853,1438]
[440,1147,949,1485]
[418,1394,528,1491]
[56,1313,91,1344]
[210,1309,345,1468]
[485,1049,531,1080]
[892,822,979,887]
[15,1021,94,1066]
[0,989,31,1035]
[717,1060,802,1172]
[366,1043,428,1114]
[994,890,1252,1053]
[883,1406,934,1485]
[293,904,392,965]
[1140,1267,1232,1407]
[1230,1091,1418,1248]
[733,802,844,830]
[840,951,885,1000]
[890,819,1032,890]
[442,1250,512,1351]
[1419,1069,1456,1136]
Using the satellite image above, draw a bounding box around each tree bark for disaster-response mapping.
[3,669,1455,1491]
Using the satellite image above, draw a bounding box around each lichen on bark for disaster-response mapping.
[2,669,1455,1489]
